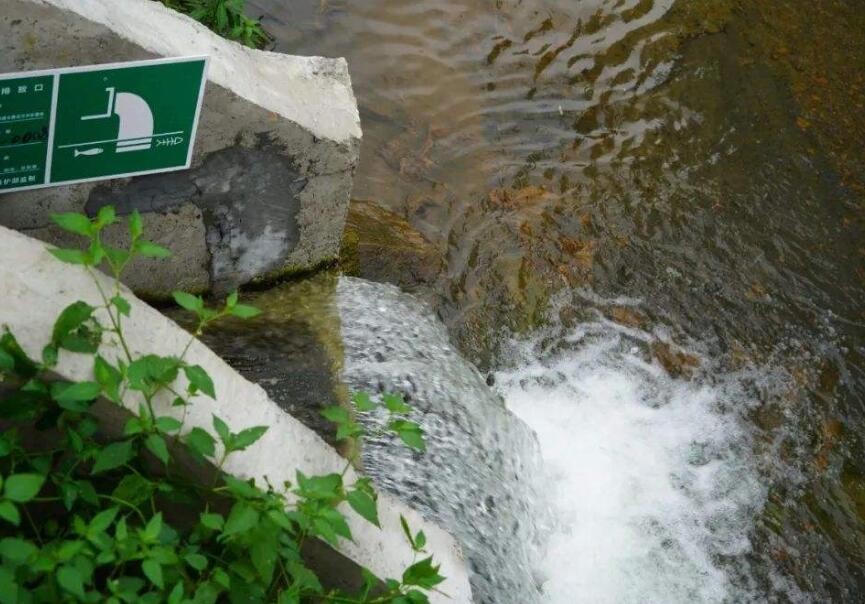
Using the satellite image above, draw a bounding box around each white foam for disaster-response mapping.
[495,323,766,604]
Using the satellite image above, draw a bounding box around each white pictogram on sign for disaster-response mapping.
[80,87,154,154]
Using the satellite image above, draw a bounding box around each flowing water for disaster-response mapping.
[236,0,865,601]
[335,278,547,603]
[496,310,774,603]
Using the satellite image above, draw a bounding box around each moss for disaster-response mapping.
[337,200,442,290]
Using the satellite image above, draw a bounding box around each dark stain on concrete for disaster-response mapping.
[86,142,308,293]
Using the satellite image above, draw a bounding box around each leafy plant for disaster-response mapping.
[0,207,443,602]
[157,0,270,48]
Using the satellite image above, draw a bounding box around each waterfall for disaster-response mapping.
[336,278,782,603]
[337,278,548,604]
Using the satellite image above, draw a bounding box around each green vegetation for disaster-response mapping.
[0,207,443,602]
[157,0,269,48]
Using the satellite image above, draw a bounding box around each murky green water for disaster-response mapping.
[245,0,865,600]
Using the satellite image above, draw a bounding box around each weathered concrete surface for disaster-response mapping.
[0,0,361,297]
[0,224,472,603]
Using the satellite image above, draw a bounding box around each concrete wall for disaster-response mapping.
[0,223,472,602]
[0,0,361,297]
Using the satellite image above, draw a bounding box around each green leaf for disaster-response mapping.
[115,517,128,543]
[406,589,430,604]
[173,291,203,313]
[250,536,277,583]
[0,501,18,526]
[295,472,342,501]
[51,212,92,237]
[360,568,379,600]
[42,344,58,368]
[127,355,181,395]
[347,489,379,527]
[123,417,144,436]
[278,588,300,604]
[199,512,224,531]
[216,3,228,29]
[136,240,171,258]
[316,508,352,544]
[352,392,377,412]
[142,559,164,589]
[111,295,131,317]
[230,426,268,452]
[184,553,208,572]
[145,433,170,465]
[0,331,38,379]
[56,540,84,562]
[192,581,220,603]
[229,304,261,319]
[400,515,415,549]
[57,564,86,598]
[212,415,231,447]
[183,365,215,398]
[58,323,101,353]
[321,406,350,423]
[168,582,184,604]
[398,429,426,451]
[129,210,143,239]
[225,291,238,308]
[335,421,362,441]
[94,355,122,402]
[88,240,105,265]
[212,567,230,589]
[223,502,259,537]
[52,301,95,346]
[155,416,183,433]
[92,440,134,474]
[49,248,90,265]
[389,419,426,451]
[88,507,119,534]
[141,513,163,543]
[96,205,117,227]
[77,480,99,506]
[0,435,12,459]
[104,245,131,268]
[112,474,154,508]
[222,475,261,499]
[286,561,322,593]
[185,427,216,459]
[0,537,36,562]
[383,393,411,414]
[51,381,100,407]
[0,566,17,604]
[0,349,13,372]
[414,530,427,551]
[402,557,445,589]
[4,473,44,502]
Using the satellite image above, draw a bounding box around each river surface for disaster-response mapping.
[245,0,865,601]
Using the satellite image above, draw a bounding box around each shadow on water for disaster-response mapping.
[228,0,865,601]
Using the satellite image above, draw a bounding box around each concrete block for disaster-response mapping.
[0,224,471,603]
[0,0,361,297]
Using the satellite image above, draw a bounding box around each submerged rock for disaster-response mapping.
[340,199,443,292]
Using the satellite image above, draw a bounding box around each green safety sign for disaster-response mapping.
[0,56,208,193]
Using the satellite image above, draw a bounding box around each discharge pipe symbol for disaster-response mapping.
[81,87,154,153]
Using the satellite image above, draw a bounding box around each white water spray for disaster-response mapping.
[496,320,767,603]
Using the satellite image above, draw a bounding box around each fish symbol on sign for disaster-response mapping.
[74,148,104,157]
